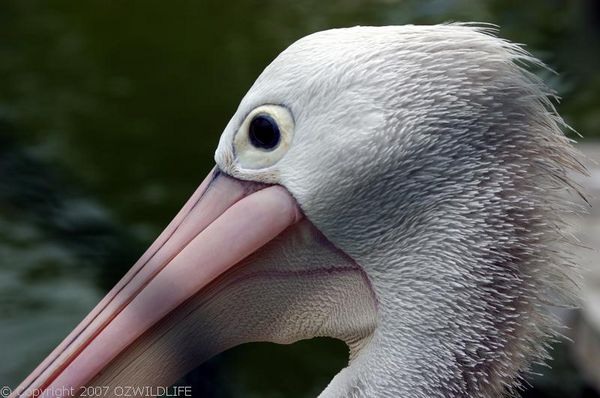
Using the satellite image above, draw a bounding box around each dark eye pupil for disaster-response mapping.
[249,114,280,150]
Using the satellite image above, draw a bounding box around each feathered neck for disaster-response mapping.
[306,26,586,398]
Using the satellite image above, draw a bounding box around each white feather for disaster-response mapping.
[216,24,587,398]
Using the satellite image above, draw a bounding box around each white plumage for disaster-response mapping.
[217,24,586,397]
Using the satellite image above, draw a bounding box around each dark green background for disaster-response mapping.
[1,1,599,397]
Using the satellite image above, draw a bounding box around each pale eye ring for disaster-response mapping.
[249,114,280,150]
[233,104,294,170]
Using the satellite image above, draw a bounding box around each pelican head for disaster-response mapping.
[13,24,584,398]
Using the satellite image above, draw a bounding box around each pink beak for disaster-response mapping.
[11,168,302,398]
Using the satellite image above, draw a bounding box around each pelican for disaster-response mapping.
[11,24,585,398]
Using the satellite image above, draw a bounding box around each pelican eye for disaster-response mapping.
[233,104,294,170]
[249,114,280,150]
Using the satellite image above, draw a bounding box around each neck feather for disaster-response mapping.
[303,26,586,397]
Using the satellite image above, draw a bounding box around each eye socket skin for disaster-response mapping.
[233,104,294,170]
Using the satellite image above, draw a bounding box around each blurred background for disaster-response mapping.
[1,0,600,397]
